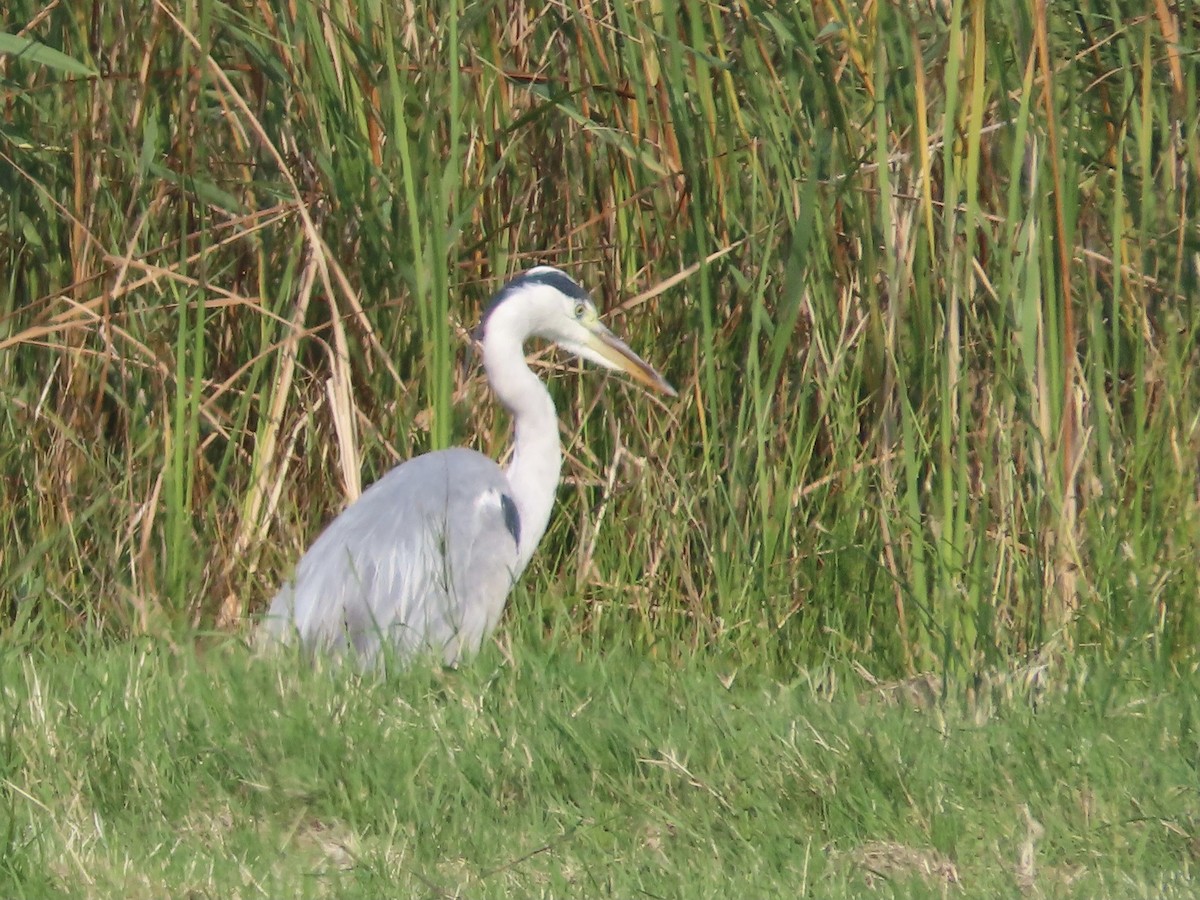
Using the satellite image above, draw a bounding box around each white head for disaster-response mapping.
[478,266,676,397]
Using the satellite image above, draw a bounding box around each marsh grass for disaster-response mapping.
[2,1,1197,672]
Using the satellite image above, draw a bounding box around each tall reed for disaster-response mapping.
[1,0,1196,676]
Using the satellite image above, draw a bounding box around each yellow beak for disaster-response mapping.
[587,325,677,398]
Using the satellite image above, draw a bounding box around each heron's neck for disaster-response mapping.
[483,333,562,574]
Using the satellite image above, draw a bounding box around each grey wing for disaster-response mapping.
[264,448,522,667]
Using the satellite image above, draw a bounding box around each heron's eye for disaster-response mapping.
[574,302,587,320]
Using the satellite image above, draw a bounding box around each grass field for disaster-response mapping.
[2,0,1199,895]
[4,637,1199,897]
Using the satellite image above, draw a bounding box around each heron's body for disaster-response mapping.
[270,449,523,665]
[264,266,673,666]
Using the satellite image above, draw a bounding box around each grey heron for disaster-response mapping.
[263,266,676,667]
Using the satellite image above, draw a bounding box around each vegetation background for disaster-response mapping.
[1,0,1198,895]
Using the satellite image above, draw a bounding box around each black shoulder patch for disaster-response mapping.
[500,493,521,547]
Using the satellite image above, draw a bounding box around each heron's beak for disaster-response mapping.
[588,325,677,398]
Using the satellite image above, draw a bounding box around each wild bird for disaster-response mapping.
[263,266,676,667]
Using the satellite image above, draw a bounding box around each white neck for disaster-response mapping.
[482,321,561,576]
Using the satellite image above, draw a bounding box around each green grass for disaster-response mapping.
[2,635,1197,898]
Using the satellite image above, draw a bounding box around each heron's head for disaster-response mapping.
[479,266,676,397]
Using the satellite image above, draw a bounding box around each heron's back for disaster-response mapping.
[265,448,522,666]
